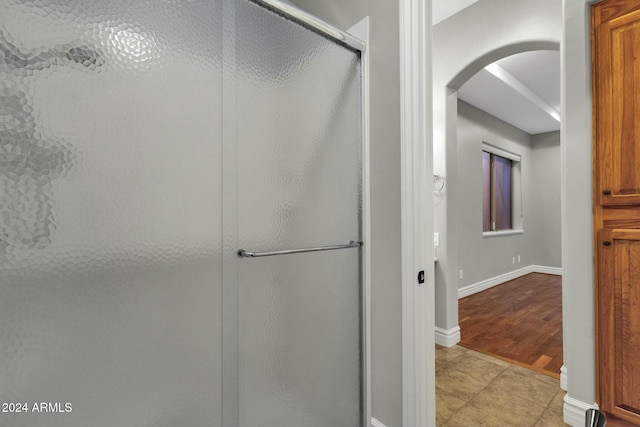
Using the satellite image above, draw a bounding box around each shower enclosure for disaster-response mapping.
[0,0,365,426]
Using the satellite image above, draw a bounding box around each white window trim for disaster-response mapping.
[482,142,521,162]
[483,229,524,238]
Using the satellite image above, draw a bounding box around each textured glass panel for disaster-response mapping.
[0,1,222,426]
[234,1,362,426]
[238,251,361,427]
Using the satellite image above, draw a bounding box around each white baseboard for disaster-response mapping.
[371,417,387,427]
[532,265,563,275]
[435,326,461,347]
[458,265,562,299]
[563,395,598,427]
[560,365,567,391]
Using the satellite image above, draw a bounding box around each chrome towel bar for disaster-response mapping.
[237,241,362,258]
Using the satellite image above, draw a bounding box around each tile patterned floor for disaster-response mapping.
[436,345,569,427]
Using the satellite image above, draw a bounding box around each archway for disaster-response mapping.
[432,40,562,351]
[431,0,564,421]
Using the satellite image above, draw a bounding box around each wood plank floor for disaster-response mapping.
[458,272,563,378]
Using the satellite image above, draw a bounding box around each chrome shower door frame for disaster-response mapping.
[221,1,370,426]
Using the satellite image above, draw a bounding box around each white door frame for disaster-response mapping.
[399,0,434,426]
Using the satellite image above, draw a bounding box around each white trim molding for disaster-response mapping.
[532,265,563,275]
[371,417,387,427]
[458,265,563,299]
[563,395,598,427]
[560,365,567,391]
[482,229,525,238]
[435,326,461,347]
[482,141,522,162]
[400,0,433,425]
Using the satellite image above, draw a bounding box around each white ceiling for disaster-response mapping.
[457,50,561,135]
[432,0,480,25]
[433,1,561,135]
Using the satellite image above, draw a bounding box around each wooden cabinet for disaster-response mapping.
[593,1,640,424]
[593,1,640,206]
[597,230,640,423]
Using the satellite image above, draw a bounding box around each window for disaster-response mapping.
[482,143,521,233]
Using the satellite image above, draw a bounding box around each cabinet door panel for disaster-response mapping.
[598,229,640,424]
[594,6,640,205]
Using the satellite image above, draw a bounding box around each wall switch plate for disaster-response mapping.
[459,269,463,279]
[434,232,440,247]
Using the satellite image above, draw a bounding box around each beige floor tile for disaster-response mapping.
[547,390,565,416]
[507,364,561,388]
[441,403,513,427]
[468,382,547,427]
[492,366,560,407]
[436,357,451,372]
[463,349,512,368]
[448,353,508,384]
[436,345,468,362]
[436,391,467,426]
[435,345,565,427]
[436,367,490,402]
[534,407,570,427]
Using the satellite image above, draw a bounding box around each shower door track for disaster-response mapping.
[249,0,365,52]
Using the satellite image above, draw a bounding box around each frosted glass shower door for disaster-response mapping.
[1,0,362,425]
[229,2,363,426]
[0,1,223,426]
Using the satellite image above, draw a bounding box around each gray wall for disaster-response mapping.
[457,101,535,287]
[287,1,403,426]
[456,101,561,289]
[531,131,562,268]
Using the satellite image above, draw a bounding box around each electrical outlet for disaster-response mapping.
[434,232,440,247]
[459,269,463,279]
[517,255,521,263]
[512,257,516,264]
